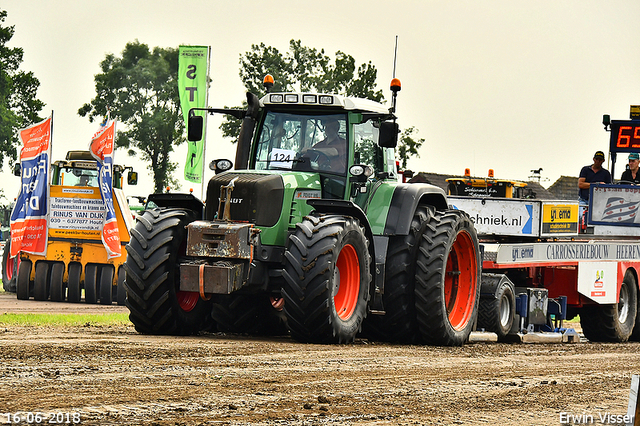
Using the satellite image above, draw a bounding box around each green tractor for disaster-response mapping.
[123,77,481,345]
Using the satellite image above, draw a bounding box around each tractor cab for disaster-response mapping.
[49,150,138,189]
[250,95,398,201]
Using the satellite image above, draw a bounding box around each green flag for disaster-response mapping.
[179,45,210,183]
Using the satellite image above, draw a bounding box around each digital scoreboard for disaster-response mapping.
[609,120,640,154]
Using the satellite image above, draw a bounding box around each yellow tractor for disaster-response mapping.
[9,150,137,304]
[446,168,532,198]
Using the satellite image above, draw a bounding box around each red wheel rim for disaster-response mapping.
[6,256,14,281]
[444,230,478,331]
[176,290,199,312]
[270,296,285,311]
[334,244,360,320]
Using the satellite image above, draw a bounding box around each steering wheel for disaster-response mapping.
[304,148,333,170]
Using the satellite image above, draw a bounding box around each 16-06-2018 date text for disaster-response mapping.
[2,412,81,424]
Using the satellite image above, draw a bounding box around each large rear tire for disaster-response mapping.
[282,214,371,343]
[362,206,433,343]
[124,208,213,335]
[581,270,637,342]
[414,210,481,346]
[2,239,17,293]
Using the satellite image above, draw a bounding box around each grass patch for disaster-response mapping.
[0,312,131,326]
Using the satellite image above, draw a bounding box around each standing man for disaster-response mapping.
[578,150,612,203]
[621,153,640,184]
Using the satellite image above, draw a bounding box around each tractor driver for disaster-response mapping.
[307,118,346,173]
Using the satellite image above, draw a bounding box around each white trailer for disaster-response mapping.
[449,184,640,343]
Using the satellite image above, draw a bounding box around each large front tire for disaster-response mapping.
[581,270,637,342]
[124,208,213,335]
[414,210,481,346]
[282,214,371,343]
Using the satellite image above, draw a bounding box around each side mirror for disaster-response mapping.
[188,115,204,141]
[12,163,20,177]
[127,171,138,186]
[209,159,233,174]
[379,121,399,148]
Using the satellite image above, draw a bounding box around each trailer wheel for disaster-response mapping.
[84,265,98,304]
[116,267,126,306]
[124,208,214,335]
[49,263,66,302]
[16,259,32,300]
[282,214,371,343]
[67,263,82,303]
[2,239,17,293]
[477,278,515,340]
[362,206,433,343]
[211,294,288,335]
[581,270,637,342]
[414,210,481,346]
[99,265,114,305]
[34,262,50,301]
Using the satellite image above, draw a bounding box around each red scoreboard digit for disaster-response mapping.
[609,120,640,153]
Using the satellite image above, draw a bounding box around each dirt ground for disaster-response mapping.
[1,292,640,426]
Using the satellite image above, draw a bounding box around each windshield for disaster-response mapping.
[254,112,347,175]
[58,167,99,187]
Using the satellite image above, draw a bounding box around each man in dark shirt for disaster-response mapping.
[308,118,346,173]
[578,150,612,202]
[621,152,640,184]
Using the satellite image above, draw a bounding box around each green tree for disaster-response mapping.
[78,40,182,193]
[0,9,45,169]
[396,126,424,170]
[220,40,384,139]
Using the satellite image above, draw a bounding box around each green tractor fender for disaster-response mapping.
[383,183,448,235]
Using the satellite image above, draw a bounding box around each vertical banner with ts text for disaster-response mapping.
[10,116,52,257]
[178,45,210,184]
[89,119,121,259]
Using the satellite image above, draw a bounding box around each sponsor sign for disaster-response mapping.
[49,186,104,238]
[449,197,539,237]
[89,120,121,259]
[589,184,640,227]
[496,241,640,264]
[179,45,210,184]
[10,116,52,257]
[577,262,618,304]
[541,202,579,235]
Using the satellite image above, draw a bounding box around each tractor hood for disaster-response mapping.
[205,170,321,227]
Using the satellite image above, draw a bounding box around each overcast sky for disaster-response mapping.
[3,0,640,199]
